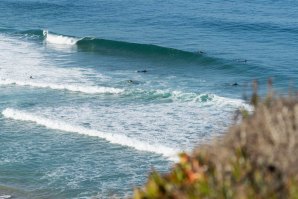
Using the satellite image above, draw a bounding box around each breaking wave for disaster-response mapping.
[14,29,228,66]
[124,89,253,109]
[0,77,251,110]
[43,30,79,45]
[2,108,179,160]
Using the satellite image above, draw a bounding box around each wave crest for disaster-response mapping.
[43,30,80,45]
[16,29,219,64]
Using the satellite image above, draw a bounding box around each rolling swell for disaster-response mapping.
[76,37,211,62]
[14,29,228,65]
[2,29,253,72]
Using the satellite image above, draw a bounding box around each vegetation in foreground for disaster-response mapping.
[133,91,298,199]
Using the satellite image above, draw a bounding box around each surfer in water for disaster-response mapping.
[196,50,205,54]
[127,80,140,85]
[43,30,48,37]
[235,59,247,63]
[137,70,147,73]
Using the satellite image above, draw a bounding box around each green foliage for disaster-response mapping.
[133,95,298,199]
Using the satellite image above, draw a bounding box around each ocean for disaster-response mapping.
[0,0,297,198]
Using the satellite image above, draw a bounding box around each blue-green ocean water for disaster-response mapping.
[0,0,297,198]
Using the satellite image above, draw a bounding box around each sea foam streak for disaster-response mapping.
[0,195,11,199]
[0,79,123,94]
[43,30,79,45]
[2,108,178,160]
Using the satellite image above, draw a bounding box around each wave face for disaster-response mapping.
[2,29,257,76]
[2,108,178,160]
[14,29,227,66]
[20,29,200,55]
[76,37,206,60]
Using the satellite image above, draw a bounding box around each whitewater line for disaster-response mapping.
[2,108,178,160]
[0,79,124,94]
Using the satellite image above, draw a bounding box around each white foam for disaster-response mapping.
[0,79,123,94]
[173,91,253,112]
[132,89,252,109]
[0,34,118,94]
[2,108,178,161]
[0,195,12,199]
[211,94,253,111]
[171,91,252,110]
[43,30,79,45]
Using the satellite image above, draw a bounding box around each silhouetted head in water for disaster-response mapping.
[197,50,205,54]
[235,59,247,63]
[232,82,239,86]
[137,70,147,73]
[127,80,141,85]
